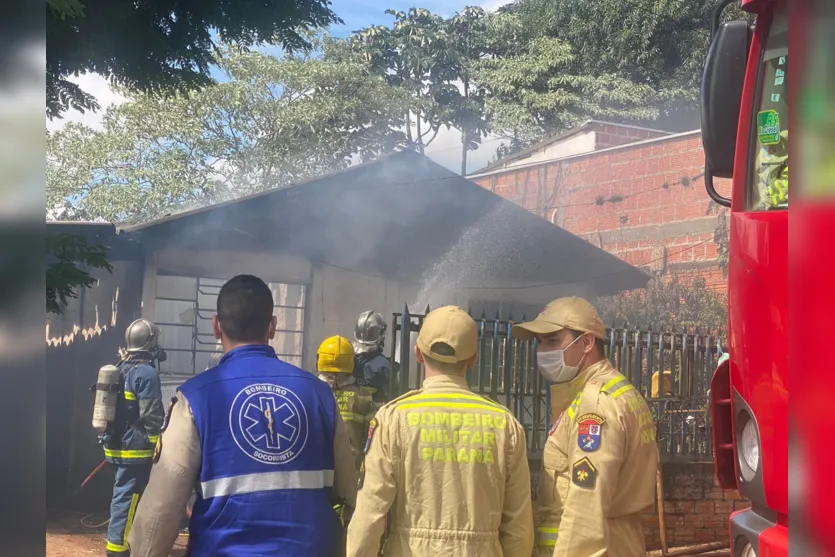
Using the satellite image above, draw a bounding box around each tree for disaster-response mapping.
[513,0,750,131]
[476,12,661,151]
[46,0,340,119]
[47,38,412,224]
[597,276,728,334]
[447,8,491,175]
[46,234,113,315]
[349,9,460,155]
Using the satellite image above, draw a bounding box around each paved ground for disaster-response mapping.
[46,510,187,557]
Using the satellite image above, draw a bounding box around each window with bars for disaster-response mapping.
[154,275,306,374]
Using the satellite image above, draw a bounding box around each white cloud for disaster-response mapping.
[424,126,503,174]
[46,73,128,132]
[481,0,510,12]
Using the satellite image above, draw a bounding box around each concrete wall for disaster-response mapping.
[472,131,732,292]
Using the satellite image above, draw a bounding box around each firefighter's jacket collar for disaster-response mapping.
[549,359,612,398]
[422,373,470,391]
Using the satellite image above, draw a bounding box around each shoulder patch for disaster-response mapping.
[577,413,604,452]
[363,418,378,455]
[572,457,598,489]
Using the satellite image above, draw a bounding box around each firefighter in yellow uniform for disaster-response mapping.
[347,306,534,557]
[511,297,658,557]
[317,335,379,471]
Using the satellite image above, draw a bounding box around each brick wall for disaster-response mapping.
[471,132,731,292]
[642,462,749,550]
[529,460,749,549]
[589,122,670,150]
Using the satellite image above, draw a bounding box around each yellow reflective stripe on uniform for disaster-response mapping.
[364,413,377,422]
[124,391,137,401]
[602,376,635,398]
[610,384,635,398]
[404,392,502,407]
[340,411,367,423]
[536,526,558,547]
[147,435,160,444]
[397,401,507,414]
[566,392,583,421]
[103,448,155,459]
[106,493,139,552]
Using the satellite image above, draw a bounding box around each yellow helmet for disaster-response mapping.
[317,335,355,373]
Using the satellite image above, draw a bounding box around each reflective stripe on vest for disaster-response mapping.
[104,448,155,460]
[536,526,558,547]
[201,469,335,499]
[340,411,367,423]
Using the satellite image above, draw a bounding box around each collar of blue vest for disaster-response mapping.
[219,344,277,364]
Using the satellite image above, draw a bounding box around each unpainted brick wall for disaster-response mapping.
[641,462,750,549]
[473,133,731,292]
[529,460,749,550]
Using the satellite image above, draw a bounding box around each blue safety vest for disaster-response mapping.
[179,345,342,556]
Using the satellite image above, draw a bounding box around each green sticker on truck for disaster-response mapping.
[757,110,781,145]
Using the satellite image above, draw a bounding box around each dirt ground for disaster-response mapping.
[47,510,728,557]
[46,510,188,557]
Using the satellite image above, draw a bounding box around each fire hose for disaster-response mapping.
[75,459,193,530]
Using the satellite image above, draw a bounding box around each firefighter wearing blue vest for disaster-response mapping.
[104,319,165,556]
[127,274,358,557]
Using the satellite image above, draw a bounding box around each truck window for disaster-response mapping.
[749,4,788,211]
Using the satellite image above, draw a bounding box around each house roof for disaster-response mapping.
[471,120,673,175]
[64,150,651,295]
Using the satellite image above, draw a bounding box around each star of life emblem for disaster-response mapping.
[230,384,308,465]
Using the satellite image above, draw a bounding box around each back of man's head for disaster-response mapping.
[216,275,275,344]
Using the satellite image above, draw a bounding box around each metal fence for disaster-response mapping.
[389,305,725,463]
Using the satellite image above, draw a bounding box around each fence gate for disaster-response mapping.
[389,305,725,463]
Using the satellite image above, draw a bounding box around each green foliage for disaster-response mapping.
[597,276,728,334]
[46,234,113,314]
[714,209,729,277]
[476,12,662,149]
[511,0,752,131]
[47,38,412,224]
[349,8,465,154]
[46,0,340,119]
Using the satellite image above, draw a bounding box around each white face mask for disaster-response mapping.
[537,334,587,384]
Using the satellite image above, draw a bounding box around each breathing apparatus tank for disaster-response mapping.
[92,364,122,434]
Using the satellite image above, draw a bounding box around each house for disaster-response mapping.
[46,149,649,508]
[469,122,733,291]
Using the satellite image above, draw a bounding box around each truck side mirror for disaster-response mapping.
[700,20,752,207]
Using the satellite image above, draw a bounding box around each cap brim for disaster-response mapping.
[510,320,565,341]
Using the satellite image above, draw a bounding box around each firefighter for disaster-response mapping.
[127,275,357,557]
[104,319,165,557]
[318,335,378,471]
[511,297,658,557]
[352,310,392,403]
[346,306,534,557]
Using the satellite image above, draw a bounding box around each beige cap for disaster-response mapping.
[416,306,479,364]
[511,296,607,341]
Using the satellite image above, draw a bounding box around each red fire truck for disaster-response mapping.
[701,0,788,556]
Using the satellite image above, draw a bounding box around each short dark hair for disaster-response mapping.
[217,275,274,342]
[569,329,606,355]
